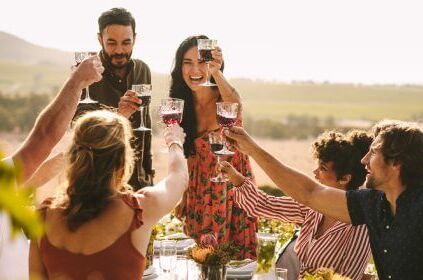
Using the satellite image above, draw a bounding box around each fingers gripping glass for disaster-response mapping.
[197,39,217,87]
[209,131,228,183]
[74,52,98,104]
[159,98,184,127]
[216,102,238,156]
[132,84,152,132]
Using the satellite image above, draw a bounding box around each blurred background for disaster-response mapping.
[1,0,422,192]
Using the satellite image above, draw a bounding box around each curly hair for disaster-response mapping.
[169,35,224,157]
[58,111,135,231]
[372,120,423,188]
[312,130,373,190]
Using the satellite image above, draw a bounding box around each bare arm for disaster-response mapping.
[225,126,352,224]
[25,152,65,188]
[137,126,188,223]
[11,56,103,183]
[29,241,47,280]
[210,47,242,107]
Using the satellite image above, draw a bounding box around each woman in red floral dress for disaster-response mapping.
[170,35,257,259]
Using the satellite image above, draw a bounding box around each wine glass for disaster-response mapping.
[159,240,177,274]
[275,268,288,280]
[216,102,239,156]
[74,51,98,104]
[159,98,184,127]
[175,255,189,280]
[209,131,228,183]
[197,39,217,87]
[132,84,152,131]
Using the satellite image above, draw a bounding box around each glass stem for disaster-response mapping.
[206,62,211,84]
[221,128,228,152]
[139,106,145,128]
[215,155,221,178]
[85,85,91,100]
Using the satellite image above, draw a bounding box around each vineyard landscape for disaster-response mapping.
[0,30,423,199]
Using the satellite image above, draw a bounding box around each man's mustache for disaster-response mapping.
[111,53,130,60]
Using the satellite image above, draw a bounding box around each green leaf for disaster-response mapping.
[0,151,44,240]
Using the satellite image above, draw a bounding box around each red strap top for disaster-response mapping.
[38,193,146,279]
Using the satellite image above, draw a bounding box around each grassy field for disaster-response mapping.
[1,61,423,121]
[0,132,315,201]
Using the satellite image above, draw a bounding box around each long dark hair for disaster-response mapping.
[169,35,224,157]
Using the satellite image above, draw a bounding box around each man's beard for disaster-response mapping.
[102,48,132,69]
[365,175,377,190]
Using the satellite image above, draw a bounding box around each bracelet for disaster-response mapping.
[168,140,183,150]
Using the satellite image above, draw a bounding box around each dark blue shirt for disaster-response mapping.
[346,188,423,280]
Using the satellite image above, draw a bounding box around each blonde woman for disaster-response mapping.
[29,111,187,279]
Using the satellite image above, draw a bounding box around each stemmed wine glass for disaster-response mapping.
[275,268,288,280]
[159,98,184,127]
[132,84,152,131]
[159,240,177,275]
[74,51,98,104]
[197,39,217,87]
[216,102,239,156]
[209,131,228,183]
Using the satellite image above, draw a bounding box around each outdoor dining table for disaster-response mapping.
[146,254,255,280]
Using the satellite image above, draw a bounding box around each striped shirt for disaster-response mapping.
[233,179,371,280]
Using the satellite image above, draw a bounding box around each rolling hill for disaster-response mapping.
[1,31,423,121]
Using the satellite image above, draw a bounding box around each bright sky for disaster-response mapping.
[1,0,423,84]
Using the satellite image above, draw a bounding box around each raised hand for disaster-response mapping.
[224,126,258,156]
[164,125,186,149]
[118,90,142,119]
[219,161,246,186]
[209,46,223,76]
[71,55,104,89]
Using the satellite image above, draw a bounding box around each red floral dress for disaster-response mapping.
[182,130,257,259]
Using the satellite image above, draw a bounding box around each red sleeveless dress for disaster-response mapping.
[38,194,146,279]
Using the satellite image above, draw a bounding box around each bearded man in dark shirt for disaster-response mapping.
[74,8,153,190]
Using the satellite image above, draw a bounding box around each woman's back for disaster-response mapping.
[38,194,146,279]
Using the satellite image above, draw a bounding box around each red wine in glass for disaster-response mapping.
[139,95,151,106]
[162,111,182,126]
[210,143,224,154]
[133,84,152,132]
[199,49,213,62]
[217,113,237,128]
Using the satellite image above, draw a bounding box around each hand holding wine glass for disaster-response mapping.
[208,46,223,76]
[219,161,246,186]
[197,39,217,86]
[71,55,103,89]
[216,102,238,155]
[132,84,152,131]
[74,51,99,104]
[209,131,228,183]
[159,98,184,127]
[164,125,186,149]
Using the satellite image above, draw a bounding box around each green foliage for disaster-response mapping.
[256,236,277,273]
[0,92,50,132]
[258,185,285,197]
[0,151,44,239]
[302,267,352,280]
[2,59,423,139]
[258,218,296,248]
